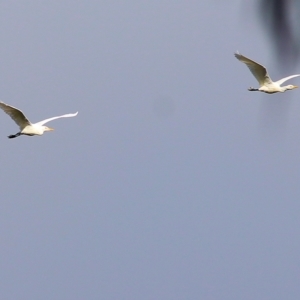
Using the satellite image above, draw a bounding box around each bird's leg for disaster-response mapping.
[248,87,258,91]
[8,132,21,139]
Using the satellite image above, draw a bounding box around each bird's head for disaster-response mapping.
[43,126,54,132]
[286,85,298,90]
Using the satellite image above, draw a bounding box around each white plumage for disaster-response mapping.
[234,52,300,94]
[0,101,78,139]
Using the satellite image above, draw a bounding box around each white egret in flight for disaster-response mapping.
[0,101,78,139]
[234,52,300,93]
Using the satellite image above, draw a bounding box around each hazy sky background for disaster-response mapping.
[0,1,300,299]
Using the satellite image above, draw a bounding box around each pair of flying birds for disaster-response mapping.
[0,52,298,139]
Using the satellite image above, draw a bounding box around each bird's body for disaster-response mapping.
[0,101,78,138]
[234,52,300,94]
[19,124,47,136]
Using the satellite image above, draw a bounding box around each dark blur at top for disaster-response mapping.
[259,0,300,71]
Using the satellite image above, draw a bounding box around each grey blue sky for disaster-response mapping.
[0,1,300,299]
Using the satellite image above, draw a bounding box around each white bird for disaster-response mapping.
[0,101,78,139]
[234,52,300,94]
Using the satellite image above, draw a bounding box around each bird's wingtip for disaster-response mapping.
[234,51,241,59]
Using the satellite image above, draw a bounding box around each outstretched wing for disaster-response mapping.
[0,101,31,129]
[35,112,78,126]
[234,52,273,86]
[275,74,300,86]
